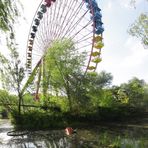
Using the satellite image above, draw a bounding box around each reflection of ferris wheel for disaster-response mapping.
[24,0,104,97]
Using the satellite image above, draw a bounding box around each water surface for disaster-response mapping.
[0,120,147,148]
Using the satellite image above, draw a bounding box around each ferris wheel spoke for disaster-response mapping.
[51,0,74,39]
[26,0,104,82]
[53,0,80,39]
[42,13,50,44]
[75,43,92,51]
[48,1,58,40]
[75,31,93,43]
[56,1,83,34]
[68,20,92,41]
[55,1,84,39]
[61,9,90,39]
[76,35,93,44]
[34,32,46,50]
[46,8,52,41]
[46,4,55,41]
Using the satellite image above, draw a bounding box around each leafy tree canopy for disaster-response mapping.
[0,40,25,93]
[128,13,148,48]
[0,0,21,38]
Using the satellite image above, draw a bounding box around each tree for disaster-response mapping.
[120,77,145,107]
[0,39,25,114]
[128,13,148,48]
[128,0,148,48]
[43,40,114,112]
[44,39,86,111]
[143,84,148,110]
[129,0,148,8]
[79,71,113,110]
[0,0,21,33]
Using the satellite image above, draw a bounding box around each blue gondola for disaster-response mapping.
[30,32,35,39]
[37,11,43,19]
[86,0,98,10]
[40,4,47,13]
[91,11,102,20]
[95,19,103,28]
[32,26,38,32]
[95,27,104,35]
[34,19,40,26]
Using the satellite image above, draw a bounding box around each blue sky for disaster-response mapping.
[15,0,148,86]
[96,0,148,85]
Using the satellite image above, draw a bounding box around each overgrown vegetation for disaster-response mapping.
[0,0,21,38]
[0,0,147,130]
[0,39,147,130]
[0,39,25,115]
[128,13,148,48]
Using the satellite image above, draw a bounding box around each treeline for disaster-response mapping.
[0,74,147,129]
[0,39,147,129]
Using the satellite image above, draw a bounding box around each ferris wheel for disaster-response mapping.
[24,0,104,97]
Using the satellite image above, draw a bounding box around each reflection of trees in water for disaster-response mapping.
[5,130,74,148]
[0,128,147,147]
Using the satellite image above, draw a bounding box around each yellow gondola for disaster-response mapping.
[88,66,96,70]
[27,60,31,64]
[28,53,32,57]
[94,41,104,49]
[91,51,101,57]
[27,64,31,68]
[92,58,102,63]
[28,46,32,51]
[29,39,34,45]
[93,35,103,42]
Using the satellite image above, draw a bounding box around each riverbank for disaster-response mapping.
[0,119,147,148]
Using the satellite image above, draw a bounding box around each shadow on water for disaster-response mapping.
[0,120,148,148]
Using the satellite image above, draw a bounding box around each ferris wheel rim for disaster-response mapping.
[26,0,104,75]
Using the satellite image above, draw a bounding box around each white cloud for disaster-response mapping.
[119,0,132,8]
[97,36,148,85]
[102,1,112,12]
[121,38,148,68]
[106,1,112,9]
[118,0,145,9]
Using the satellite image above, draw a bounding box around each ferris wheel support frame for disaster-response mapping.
[24,0,104,97]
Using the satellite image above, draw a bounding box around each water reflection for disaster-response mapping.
[1,130,74,148]
[0,126,147,147]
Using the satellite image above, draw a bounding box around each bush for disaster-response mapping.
[97,106,145,121]
[11,109,66,130]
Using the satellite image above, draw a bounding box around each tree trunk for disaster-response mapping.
[18,93,22,115]
[66,87,73,111]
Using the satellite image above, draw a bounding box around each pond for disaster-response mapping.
[0,120,147,148]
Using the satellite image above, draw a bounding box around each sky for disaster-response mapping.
[97,0,148,85]
[14,0,148,86]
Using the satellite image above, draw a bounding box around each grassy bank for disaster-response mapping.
[10,106,146,130]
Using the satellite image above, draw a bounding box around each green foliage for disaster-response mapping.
[120,77,146,108]
[75,71,113,111]
[0,0,21,33]
[143,85,148,110]
[49,96,69,112]
[0,89,17,106]
[11,109,65,130]
[128,13,148,48]
[43,39,86,110]
[44,39,86,87]
[0,89,17,118]
[21,62,41,95]
[0,39,25,114]
[98,89,115,107]
[0,41,25,93]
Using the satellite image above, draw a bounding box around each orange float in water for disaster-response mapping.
[65,127,76,136]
